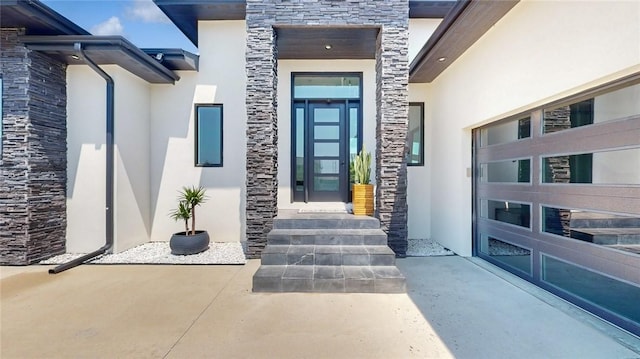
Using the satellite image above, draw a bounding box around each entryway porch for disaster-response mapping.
[252,209,406,293]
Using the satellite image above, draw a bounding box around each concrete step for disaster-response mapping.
[261,245,396,266]
[273,213,380,230]
[267,228,388,246]
[253,265,406,293]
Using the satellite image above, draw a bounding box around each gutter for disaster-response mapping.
[49,42,114,274]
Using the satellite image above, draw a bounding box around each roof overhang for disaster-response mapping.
[409,0,519,83]
[21,36,180,84]
[154,0,246,47]
[142,48,199,71]
[153,0,457,48]
[276,27,379,60]
[0,0,89,35]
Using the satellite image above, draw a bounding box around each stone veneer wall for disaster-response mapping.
[0,29,67,265]
[245,0,409,258]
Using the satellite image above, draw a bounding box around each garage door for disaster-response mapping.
[473,74,640,336]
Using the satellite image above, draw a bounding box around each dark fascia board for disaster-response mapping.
[409,0,519,83]
[154,0,247,47]
[154,0,454,48]
[409,1,458,18]
[142,48,199,71]
[0,0,89,35]
[21,35,180,84]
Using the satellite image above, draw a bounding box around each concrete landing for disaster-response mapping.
[1,257,638,358]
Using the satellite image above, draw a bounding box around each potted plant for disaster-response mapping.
[169,185,210,255]
[352,147,374,216]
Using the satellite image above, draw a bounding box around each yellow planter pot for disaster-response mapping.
[352,184,374,216]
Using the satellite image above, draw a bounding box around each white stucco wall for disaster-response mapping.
[67,65,106,253]
[67,65,151,253]
[407,83,431,239]
[426,0,640,256]
[276,60,376,209]
[149,20,247,243]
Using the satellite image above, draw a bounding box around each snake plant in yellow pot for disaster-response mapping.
[352,147,373,216]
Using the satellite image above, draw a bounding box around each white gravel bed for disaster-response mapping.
[40,242,246,265]
[406,238,454,257]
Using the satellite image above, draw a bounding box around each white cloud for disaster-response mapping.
[91,16,125,36]
[125,0,170,23]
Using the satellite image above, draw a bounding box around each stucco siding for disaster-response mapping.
[67,65,152,253]
[407,82,431,240]
[149,20,247,244]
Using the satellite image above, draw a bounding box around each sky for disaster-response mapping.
[42,0,198,53]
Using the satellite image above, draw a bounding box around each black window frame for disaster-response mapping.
[194,103,223,167]
[408,102,425,166]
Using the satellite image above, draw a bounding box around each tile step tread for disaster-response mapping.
[268,228,386,234]
[273,217,381,230]
[263,244,395,254]
[261,244,397,266]
[253,264,406,293]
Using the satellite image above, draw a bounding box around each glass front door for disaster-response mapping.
[308,103,347,201]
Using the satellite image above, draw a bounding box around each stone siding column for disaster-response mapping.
[375,24,409,257]
[245,14,278,258]
[0,29,67,265]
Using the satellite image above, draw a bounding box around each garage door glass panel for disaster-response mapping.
[479,234,532,275]
[542,207,640,256]
[543,82,640,134]
[542,255,640,324]
[480,116,531,146]
[481,200,531,228]
[481,159,531,183]
[543,148,640,185]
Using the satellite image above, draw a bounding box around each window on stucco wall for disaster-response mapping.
[408,102,424,166]
[194,104,223,167]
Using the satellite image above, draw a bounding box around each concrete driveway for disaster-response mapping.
[1,257,638,358]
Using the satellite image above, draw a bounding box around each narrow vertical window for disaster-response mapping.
[408,102,424,166]
[195,104,223,167]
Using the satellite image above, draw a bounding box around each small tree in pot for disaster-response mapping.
[169,186,210,255]
[352,147,374,216]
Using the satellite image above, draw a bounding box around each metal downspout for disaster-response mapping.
[49,43,114,274]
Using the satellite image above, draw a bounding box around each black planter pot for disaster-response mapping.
[170,230,210,255]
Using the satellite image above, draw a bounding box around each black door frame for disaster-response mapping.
[291,72,363,203]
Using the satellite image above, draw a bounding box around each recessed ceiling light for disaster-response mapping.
[71,54,80,60]
[437,57,446,62]
[324,44,332,50]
